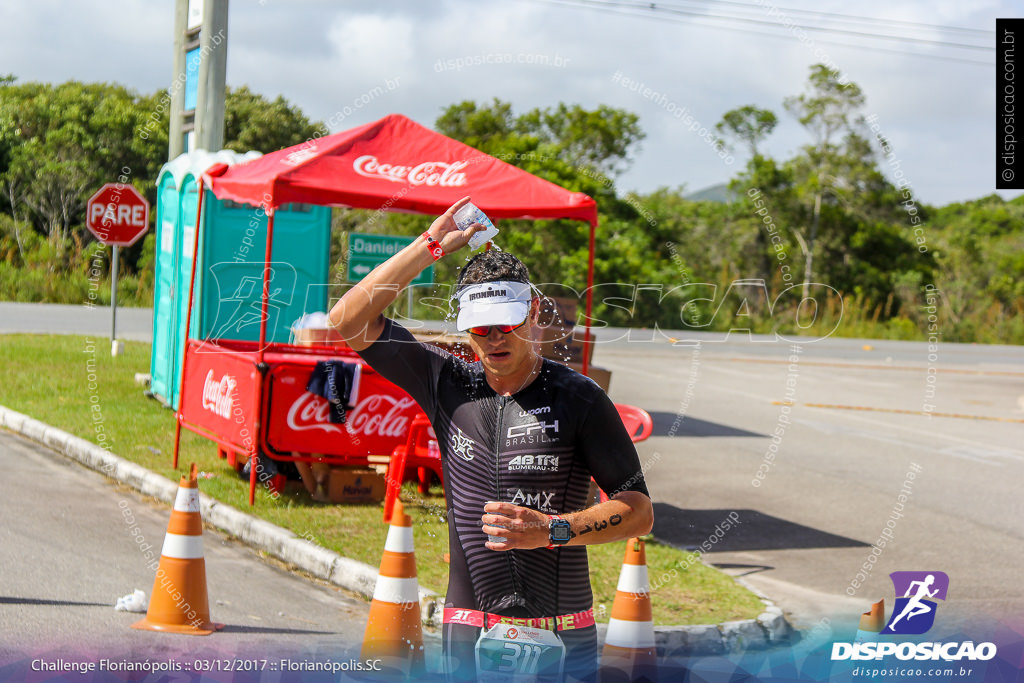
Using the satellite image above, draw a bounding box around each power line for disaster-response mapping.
[550,0,993,51]
[672,0,993,38]
[513,0,994,66]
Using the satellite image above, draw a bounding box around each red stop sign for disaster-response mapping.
[86,183,150,247]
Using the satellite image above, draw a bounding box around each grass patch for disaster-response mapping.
[0,333,764,625]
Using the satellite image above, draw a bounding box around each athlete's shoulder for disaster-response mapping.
[541,359,605,397]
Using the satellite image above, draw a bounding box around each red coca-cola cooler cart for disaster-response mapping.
[178,340,420,468]
[172,114,600,506]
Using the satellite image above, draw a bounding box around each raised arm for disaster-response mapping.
[328,197,482,351]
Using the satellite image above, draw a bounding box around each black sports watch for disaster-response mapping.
[547,514,571,549]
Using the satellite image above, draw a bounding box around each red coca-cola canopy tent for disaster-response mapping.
[175,114,602,506]
[199,112,601,375]
[206,113,598,226]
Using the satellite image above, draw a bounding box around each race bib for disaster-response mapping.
[475,622,565,681]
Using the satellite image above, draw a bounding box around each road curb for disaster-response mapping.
[1,403,793,653]
[0,405,440,624]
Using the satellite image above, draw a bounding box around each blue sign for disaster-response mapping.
[185,47,201,111]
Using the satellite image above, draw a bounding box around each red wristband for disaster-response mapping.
[422,231,444,260]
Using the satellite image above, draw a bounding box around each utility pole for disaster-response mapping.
[169,0,229,159]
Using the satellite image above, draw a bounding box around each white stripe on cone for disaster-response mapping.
[372,576,420,605]
[854,630,879,643]
[616,564,650,593]
[383,525,414,554]
[161,532,205,559]
[173,487,200,513]
[604,618,657,648]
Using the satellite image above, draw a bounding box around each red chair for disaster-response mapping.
[383,414,444,521]
[614,403,654,443]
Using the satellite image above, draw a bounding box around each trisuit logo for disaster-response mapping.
[450,426,477,461]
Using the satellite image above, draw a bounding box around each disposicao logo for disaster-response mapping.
[882,571,948,635]
[831,571,997,662]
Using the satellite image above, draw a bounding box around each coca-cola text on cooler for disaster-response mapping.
[352,155,468,187]
[286,392,343,434]
[286,391,416,438]
[202,369,236,419]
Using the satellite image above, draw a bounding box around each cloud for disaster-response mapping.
[1,0,1017,205]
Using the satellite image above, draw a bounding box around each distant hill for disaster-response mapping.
[685,183,732,203]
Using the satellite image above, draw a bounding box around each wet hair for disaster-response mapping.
[455,249,530,294]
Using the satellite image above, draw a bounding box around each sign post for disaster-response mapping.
[347,233,433,318]
[86,183,151,356]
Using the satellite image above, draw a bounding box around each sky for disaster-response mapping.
[1,0,1018,207]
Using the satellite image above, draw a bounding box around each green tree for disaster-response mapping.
[715,105,778,159]
[223,85,324,154]
[716,105,781,283]
[432,99,650,305]
[514,102,644,177]
[0,80,166,246]
[436,99,643,185]
[929,194,1024,332]
[784,64,866,298]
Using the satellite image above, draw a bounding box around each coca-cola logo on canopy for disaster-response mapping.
[283,145,318,167]
[287,392,416,438]
[352,155,468,187]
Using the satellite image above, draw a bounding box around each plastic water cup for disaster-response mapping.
[454,202,499,250]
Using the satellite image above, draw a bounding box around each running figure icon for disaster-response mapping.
[882,571,949,635]
[887,574,939,629]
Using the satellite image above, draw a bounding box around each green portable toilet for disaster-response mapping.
[150,164,182,405]
[150,150,332,409]
[195,194,330,345]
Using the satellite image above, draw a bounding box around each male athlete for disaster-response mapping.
[330,197,654,682]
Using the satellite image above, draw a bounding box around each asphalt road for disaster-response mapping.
[597,337,1024,640]
[0,301,153,342]
[3,302,1023,644]
[0,430,387,677]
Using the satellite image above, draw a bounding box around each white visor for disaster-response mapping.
[455,280,533,332]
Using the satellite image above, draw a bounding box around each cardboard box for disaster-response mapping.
[536,296,579,328]
[328,467,386,503]
[293,325,349,348]
[411,328,476,361]
[534,323,594,366]
[566,362,612,393]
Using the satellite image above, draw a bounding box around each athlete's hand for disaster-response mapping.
[481,501,550,551]
[426,196,485,254]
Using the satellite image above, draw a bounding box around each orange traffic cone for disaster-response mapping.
[855,599,886,642]
[601,537,657,682]
[132,463,223,635]
[361,499,424,676]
